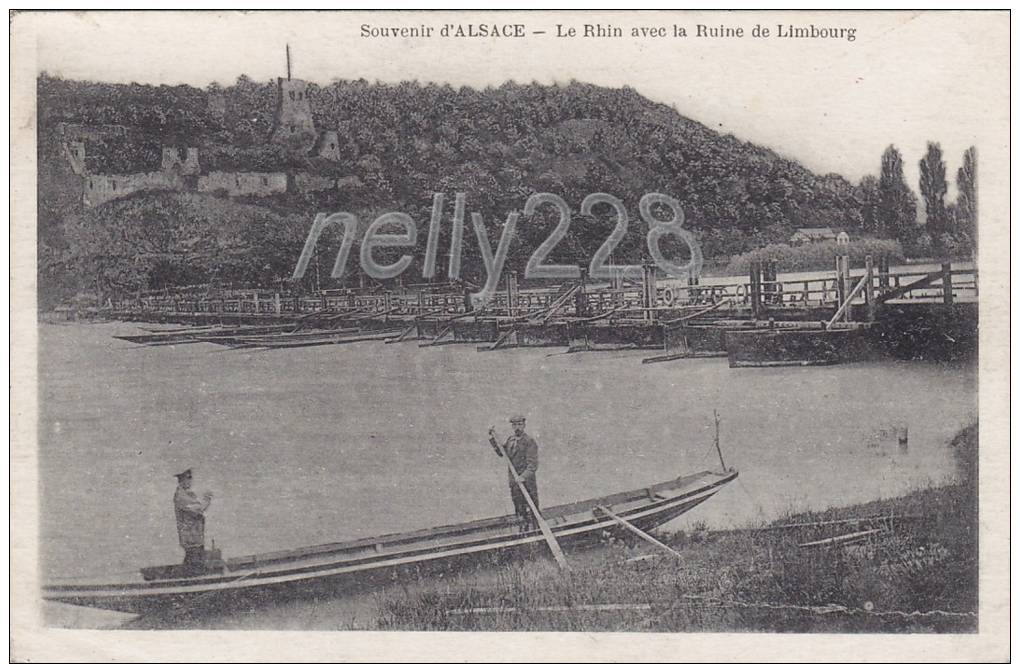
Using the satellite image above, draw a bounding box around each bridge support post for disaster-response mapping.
[942,262,953,304]
[841,255,852,322]
[575,268,589,317]
[762,260,777,305]
[865,255,875,322]
[749,262,762,320]
[833,256,842,308]
[879,256,890,291]
[834,256,850,322]
[642,263,657,322]
[506,271,519,318]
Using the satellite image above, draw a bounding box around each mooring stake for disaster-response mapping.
[714,410,728,473]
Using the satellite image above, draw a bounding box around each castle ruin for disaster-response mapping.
[269,45,318,153]
[56,46,347,209]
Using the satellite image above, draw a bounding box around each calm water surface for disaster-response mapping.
[37,321,976,626]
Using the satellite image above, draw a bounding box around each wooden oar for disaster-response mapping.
[595,505,684,561]
[491,433,568,570]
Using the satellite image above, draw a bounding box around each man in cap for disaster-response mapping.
[173,469,213,576]
[488,415,540,531]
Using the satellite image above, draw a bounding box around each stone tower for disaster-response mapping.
[270,45,317,152]
[63,141,87,175]
[313,130,342,161]
[160,147,200,175]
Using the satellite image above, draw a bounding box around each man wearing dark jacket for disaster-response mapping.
[489,415,540,531]
[173,468,213,576]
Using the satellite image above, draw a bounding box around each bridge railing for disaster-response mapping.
[110,264,978,319]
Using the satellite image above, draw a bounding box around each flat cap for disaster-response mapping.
[509,415,526,423]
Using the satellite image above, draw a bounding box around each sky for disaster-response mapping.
[23,10,1010,196]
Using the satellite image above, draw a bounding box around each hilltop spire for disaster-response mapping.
[286,44,291,80]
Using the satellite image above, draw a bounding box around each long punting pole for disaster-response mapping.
[505,459,569,569]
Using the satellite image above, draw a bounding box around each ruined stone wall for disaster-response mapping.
[294,172,335,192]
[83,171,183,207]
[55,122,128,143]
[197,171,287,197]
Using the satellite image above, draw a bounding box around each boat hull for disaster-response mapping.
[724,326,871,367]
[44,470,737,615]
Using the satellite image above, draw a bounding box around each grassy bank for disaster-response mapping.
[373,424,978,633]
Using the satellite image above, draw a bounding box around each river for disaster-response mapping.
[37,321,977,627]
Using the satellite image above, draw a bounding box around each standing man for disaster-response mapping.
[173,468,213,576]
[488,415,540,531]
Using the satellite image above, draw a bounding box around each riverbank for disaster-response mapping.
[373,424,978,633]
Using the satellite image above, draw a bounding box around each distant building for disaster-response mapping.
[790,227,849,245]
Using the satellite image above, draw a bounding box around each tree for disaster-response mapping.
[878,145,918,242]
[38,74,886,299]
[919,142,949,241]
[955,146,977,251]
[858,175,881,235]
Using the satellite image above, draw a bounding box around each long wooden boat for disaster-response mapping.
[113,326,225,344]
[202,326,361,347]
[114,324,295,345]
[43,468,737,615]
[241,328,405,349]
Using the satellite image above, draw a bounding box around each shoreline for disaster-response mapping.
[370,424,978,633]
[49,423,977,632]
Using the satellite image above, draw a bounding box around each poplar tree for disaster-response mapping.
[955,146,977,250]
[858,175,881,235]
[919,142,949,239]
[878,145,917,242]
